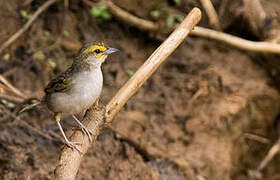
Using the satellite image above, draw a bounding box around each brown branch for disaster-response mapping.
[0,94,24,103]
[18,119,60,142]
[243,133,270,144]
[0,75,27,99]
[104,8,200,122]
[107,1,159,31]
[243,0,266,37]
[54,105,105,180]
[191,26,280,54]
[0,0,57,54]
[81,1,159,31]
[54,8,202,179]
[257,139,280,171]
[104,1,280,54]
[199,0,221,30]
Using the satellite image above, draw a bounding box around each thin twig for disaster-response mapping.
[106,1,159,31]
[243,0,266,37]
[102,1,280,54]
[0,94,24,103]
[0,0,57,54]
[218,0,228,18]
[0,75,26,99]
[191,26,280,54]
[0,83,18,95]
[101,1,158,31]
[243,133,270,144]
[257,139,280,171]
[18,120,62,143]
[60,39,82,51]
[186,82,208,113]
[0,103,60,142]
[54,8,202,179]
[199,0,221,30]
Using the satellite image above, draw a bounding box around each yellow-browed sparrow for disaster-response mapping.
[44,43,118,152]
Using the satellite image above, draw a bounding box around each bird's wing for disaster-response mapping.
[44,69,72,94]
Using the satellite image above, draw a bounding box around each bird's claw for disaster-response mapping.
[65,141,82,153]
[72,115,93,143]
[80,126,93,143]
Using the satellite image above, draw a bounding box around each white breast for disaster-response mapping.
[72,68,103,102]
[48,68,103,114]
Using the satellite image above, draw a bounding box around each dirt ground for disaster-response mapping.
[1,0,280,179]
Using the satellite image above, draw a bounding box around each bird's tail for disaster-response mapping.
[18,99,42,114]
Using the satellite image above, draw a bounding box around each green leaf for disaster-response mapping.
[90,7,102,17]
[1,99,15,108]
[33,51,45,61]
[20,10,28,18]
[7,102,15,108]
[101,11,112,20]
[63,30,70,37]
[173,0,181,5]
[90,5,112,21]
[166,15,175,27]
[99,5,107,11]
[1,99,7,105]
[3,53,10,61]
[44,30,51,37]
[175,15,184,23]
[126,69,134,77]
[249,103,257,118]
[20,10,31,21]
[48,59,56,69]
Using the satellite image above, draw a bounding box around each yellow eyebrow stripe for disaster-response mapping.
[84,45,107,54]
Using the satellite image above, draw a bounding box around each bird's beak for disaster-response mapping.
[104,47,119,55]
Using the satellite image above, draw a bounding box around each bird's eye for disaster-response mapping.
[94,49,101,54]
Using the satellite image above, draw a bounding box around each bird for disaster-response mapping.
[22,43,118,152]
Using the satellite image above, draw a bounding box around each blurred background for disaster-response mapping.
[0,0,280,179]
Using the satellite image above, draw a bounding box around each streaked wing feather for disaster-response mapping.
[44,69,72,94]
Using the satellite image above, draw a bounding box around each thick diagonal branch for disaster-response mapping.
[54,8,202,180]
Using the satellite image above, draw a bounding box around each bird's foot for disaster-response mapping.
[65,140,82,153]
[72,115,93,143]
[79,124,93,143]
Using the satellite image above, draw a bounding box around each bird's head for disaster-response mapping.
[75,43,119,69]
